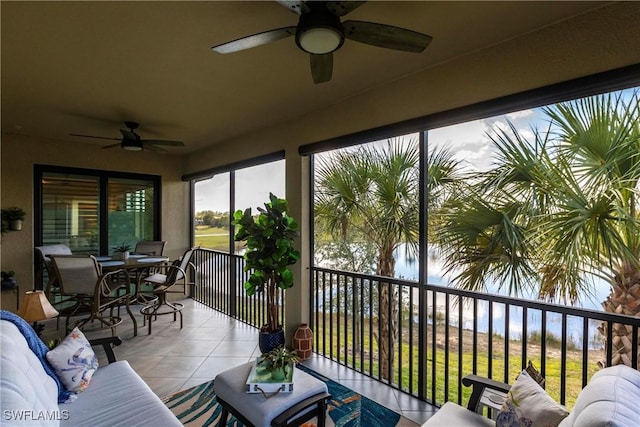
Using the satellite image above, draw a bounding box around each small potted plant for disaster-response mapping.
[113,242,132,260]
[1,270,16,289]
[1,207,26,231]
[259,346,299,381]
[232,193,300,353]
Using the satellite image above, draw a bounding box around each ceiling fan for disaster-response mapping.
[70,121,185,153]
[211,1,432,84]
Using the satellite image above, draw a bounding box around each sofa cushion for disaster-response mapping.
[61,360,182,427]
[0,321,60,427]
[422,401,495,427]
[46,328,98,393]
[496,370,568,427]
[558,365,640,427]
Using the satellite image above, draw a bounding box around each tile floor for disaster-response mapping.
[40,298,438,425]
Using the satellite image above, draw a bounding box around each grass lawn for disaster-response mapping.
[194,225,236,251]
[314,313,600,410]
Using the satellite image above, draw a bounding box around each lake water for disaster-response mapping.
[340,244,613,349]
[394,246,612,349]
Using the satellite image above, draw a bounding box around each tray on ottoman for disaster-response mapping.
[246,357,295,393]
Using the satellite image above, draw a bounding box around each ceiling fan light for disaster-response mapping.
[298,27,343,54]
[122,145,143,152]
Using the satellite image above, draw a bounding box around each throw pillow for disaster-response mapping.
[524,360,545,388]
[46,327,98,393]
[496,370,568,427]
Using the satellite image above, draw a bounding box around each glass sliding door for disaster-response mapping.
[35,165,160,289]
[108,178,156,251]
[41,172,100,254]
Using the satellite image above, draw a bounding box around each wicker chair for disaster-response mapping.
[49,255,134,336]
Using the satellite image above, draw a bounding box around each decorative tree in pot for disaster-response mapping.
[232,193,300,353]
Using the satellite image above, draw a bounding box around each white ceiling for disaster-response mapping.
[1,1,608,154]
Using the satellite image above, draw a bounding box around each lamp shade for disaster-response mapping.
[17,290,59,322]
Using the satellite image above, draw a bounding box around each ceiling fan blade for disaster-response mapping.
[275,1,310,14]
[69,133,120,141]
[144,144,168,153]
[310,53,333,84]
[142,140,184,146]
[327,1,366,16]
[212,27,296,54]
[343,20,432,52]
[101,143,121,149]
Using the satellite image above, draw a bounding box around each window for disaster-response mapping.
[189,153,285,253]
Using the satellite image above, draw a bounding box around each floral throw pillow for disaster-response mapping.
[496,370,568,427]
[46,327,98,393]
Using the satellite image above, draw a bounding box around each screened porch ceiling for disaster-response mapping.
[0,1,610,155]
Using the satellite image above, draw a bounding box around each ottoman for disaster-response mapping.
[215,362,330,427]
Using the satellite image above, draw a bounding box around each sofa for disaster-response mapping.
[423,364,640,426]
[0,314,181,427]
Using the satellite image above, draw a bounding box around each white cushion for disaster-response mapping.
[496,370,568,427]
[0,321,60,427]
[422,402,495,427]
[46,328,98,393]
[215,361,328,427]
[61,361,182,427]
[558,365,640,427]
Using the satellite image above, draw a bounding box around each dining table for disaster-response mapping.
[96,254,169,337]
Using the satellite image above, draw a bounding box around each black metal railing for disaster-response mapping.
[190,249,640,410]
[311,266,640,409]
[191,248,283,330]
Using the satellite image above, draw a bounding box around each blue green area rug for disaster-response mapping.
[162,365,419,427]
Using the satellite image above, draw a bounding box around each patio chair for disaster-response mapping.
[49,254,134,336]
[139,247,197,334]
[133,240,166,256]
[34,244,72,299]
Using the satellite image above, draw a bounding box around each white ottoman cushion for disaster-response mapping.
[215,362,328,426]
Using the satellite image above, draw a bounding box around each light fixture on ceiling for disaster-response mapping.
[121,139,143,151]
[295,8,344,55]
[297,27,343,54]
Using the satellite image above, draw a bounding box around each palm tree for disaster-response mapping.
[315,138,419,380]
[433,91,640,368]
[315,138,464,380]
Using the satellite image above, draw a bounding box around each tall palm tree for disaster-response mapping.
[433,91,640,368]
[315,138,420,380]
[315,138,464,380]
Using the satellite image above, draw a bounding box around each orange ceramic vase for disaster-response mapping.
[293,323,313,360]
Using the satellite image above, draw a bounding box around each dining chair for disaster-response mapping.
[139,247,197,334]
[133,240,166,256]
[48,255,134,336]
[34,244,72,299]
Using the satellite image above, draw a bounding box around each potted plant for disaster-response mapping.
[113,242,132,260]
[1,207,26,231]
[232,193,300,353]
[1,270,16,289]
[258,345,299,381]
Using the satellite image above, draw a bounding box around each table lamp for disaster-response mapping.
[17,290,59,336]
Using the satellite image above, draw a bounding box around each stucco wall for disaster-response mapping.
[0,133,189,293]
